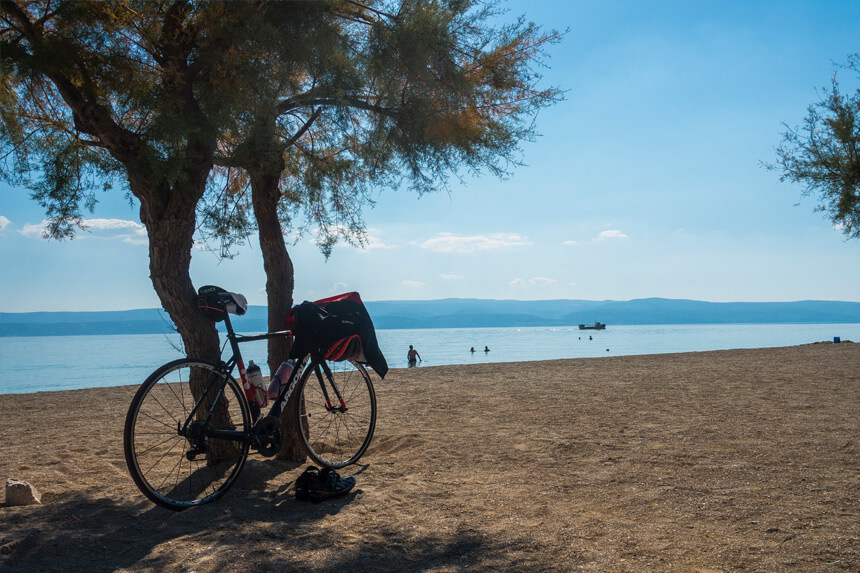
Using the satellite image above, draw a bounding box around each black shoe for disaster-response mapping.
[295,466,356,503]
[294,466,319,501]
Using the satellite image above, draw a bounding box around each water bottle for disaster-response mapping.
[267,360,294,400]
[246,360,267,408]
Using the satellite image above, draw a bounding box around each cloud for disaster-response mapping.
[563,230,628,245]
[0,216,9,231]
[362,231,395,250]
[18,217,148,244]
[313,226,395,251]
[85,218,148,244]
[510,277,557,287]
[440,274,463,280]
[401,280,425,288]
[331,282,349,293]
[19,221,48,238]
[420,232,530,253]
[596,229,629,241]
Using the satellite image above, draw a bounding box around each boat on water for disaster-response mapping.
[578,322,606,330]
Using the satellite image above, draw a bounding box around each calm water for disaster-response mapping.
[1,323,857,394]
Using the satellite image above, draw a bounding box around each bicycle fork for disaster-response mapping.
[314,359,347,413]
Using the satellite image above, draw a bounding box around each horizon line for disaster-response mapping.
[3,296,860,315]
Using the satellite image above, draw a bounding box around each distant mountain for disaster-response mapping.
[367,298,860,329]
[2,298,860,337]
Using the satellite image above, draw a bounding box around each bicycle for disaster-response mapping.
[123,286,378,511]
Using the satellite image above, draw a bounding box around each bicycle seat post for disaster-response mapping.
[222,310,235,338]
[221,311,242,364]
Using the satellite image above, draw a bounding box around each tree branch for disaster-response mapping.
[285,108,322,148]
[1,1,144,164]
[342,0,399,23]
[278,90,394,119]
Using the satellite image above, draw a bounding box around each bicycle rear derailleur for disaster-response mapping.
[184,420,208,461]
[251,415,283,457]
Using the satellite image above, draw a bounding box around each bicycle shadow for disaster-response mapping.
[1,460,502,572]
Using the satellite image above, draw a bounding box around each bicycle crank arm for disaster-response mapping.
[206,429,252,442]
[250,415,283,457]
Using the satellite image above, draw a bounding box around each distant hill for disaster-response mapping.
[2,298,860,336]
[367,298,860,329]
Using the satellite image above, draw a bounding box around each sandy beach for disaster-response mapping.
[1,342,858,572]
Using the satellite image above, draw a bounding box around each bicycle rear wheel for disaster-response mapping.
[123,358,251,510]
[295,359,377,468]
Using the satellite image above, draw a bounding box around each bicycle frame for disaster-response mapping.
[184,311,313,446]
[222,313,293,413]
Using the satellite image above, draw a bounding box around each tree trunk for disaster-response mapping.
[250,170,306,463]
[133,176,233,459]
[132,177,221,361]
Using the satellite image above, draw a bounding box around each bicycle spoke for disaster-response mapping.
[149,439,186,490]
[146,393,184,428]
[135,433,184,459]
[137,407,183,433]
[163,381,188,415]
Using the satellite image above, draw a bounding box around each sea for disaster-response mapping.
[1,323,857,395]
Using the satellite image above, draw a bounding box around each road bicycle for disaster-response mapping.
[123,287,377,511]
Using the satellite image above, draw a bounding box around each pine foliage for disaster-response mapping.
[772,54,860,239]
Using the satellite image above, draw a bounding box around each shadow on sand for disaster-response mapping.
[0,459,504,572]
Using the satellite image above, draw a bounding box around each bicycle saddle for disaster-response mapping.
[197,285,248,321]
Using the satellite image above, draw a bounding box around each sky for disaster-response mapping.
[1,0,859,313]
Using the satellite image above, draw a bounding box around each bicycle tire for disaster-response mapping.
[123,358,251,510]
[294,359,377,468]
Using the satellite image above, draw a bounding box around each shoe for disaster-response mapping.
[295,466,356,503]
[294,466,319,501]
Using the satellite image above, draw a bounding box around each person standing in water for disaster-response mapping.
[407,345,422,366]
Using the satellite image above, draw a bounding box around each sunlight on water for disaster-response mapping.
[1,323,857,394]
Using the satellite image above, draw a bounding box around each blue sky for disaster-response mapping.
[1,0,859,312]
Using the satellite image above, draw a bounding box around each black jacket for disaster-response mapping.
[286,293,389,379]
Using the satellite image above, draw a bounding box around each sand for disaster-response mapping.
[1,342,858,572]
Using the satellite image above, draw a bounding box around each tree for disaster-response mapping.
[771,54,860,239]
[0,1,289,362]
[2,0,562,462]
[199,0,562,458]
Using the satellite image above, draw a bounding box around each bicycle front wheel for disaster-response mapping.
[295,359,377,468]
[123,358,251,510]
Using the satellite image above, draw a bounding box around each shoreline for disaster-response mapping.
[2,342,858,571]
[0,340,852,397]
[3,320,860,339]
